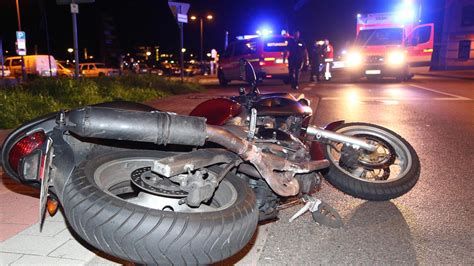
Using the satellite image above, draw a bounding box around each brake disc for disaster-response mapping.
[130,167,187,197]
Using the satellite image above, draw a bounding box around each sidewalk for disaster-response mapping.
[0,86,273,265]
[412,67,474,80]
[168,75,219,85]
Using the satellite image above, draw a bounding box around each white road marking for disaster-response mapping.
[309,83,316,87]
[408,84,472,100]
[303,87,311,91]
[321,97,470,101]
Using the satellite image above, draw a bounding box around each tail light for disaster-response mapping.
[8,131,47,174]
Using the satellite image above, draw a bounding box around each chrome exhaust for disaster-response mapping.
[306,126,377,152]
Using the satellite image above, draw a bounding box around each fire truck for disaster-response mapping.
[346,11,434,81]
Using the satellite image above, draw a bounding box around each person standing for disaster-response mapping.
[287,30,308,90]
[309,41,324,82]
[323,39,334,80]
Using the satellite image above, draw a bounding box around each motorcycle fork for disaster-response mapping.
[306,126,377,152]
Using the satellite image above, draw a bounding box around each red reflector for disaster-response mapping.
[8,131,47,173]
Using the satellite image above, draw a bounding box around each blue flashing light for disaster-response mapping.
[357,13,361,18]
[395,0,417,24]
[256,28,273,37]
[396,8,415,23]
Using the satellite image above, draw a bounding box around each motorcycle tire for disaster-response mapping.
[60,150,258,265]
[323,123,420,201]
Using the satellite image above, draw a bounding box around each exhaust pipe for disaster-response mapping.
[67,106,207,146]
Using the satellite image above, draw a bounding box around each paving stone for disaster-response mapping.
[12,254,84,265]
[0,252,23,264]
[19,221,67,237]
[85,254,128,265]
[51,227,76,243]
[48,239,99,261]
[0,235,68,256]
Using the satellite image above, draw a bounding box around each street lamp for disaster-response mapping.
[67,48,74,53]
[190,14,213,62]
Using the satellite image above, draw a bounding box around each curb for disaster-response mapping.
[415,73,474,81]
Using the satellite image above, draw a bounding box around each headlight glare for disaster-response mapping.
[387,51,405,65]
[347,52,363,67]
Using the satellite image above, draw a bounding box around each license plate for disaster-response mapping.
[365,70,381,75]
[39,138,54,227]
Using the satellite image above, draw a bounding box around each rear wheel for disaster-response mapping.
[323,123,420,201]
[61,150,258,265]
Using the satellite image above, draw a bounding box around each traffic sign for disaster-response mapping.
[70,3,79,13]
[168,1,190,21]
[168,1,190,82]
[16,31,25,40]
[16,31,26,56]
[177,14,188,23]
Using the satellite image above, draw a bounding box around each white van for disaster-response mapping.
[5,55,58,77]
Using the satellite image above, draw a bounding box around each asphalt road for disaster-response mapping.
[213,75,473,265]
[1,74,472,264]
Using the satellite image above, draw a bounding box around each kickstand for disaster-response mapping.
[288,195,343,228]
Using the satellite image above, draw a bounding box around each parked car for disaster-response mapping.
[0,65,11,77]
[150,67,164,76]
[79,63,120,77]
[57,62,73,77]
[184,63,201,76]
[4,55,58,77]
[137,63,150,74]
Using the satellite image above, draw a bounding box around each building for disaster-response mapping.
[438,0,474,69]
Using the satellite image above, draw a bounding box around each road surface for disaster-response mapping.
[1,75,472,265]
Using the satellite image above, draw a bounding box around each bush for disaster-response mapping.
[0,75,204,129]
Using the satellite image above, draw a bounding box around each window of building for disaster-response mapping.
[461,5,474,27]
[458,40,471,60]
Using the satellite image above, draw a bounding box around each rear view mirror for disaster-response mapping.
[239,59,257,86]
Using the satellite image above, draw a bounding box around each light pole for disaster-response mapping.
[190,14,213,63]
[15,0,27,81]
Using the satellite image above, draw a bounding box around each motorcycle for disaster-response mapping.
[1,60,420,264]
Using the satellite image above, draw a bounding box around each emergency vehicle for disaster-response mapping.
[346,12,434,81]
[218,34,292,86]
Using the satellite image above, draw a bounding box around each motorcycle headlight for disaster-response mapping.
[347,52,363,67]
[387,51,405,66]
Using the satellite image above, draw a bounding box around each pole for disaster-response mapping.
[224,31,229,50]
[16,0,27,81]
[71,7,80,78]
[200,18,203,63]
[39,0,53,77]
[0,38,4,79]
[179,22,184,82]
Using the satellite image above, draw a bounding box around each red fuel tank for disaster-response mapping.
[189,98,243,125]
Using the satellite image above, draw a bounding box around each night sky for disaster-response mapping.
[0,0,445,61]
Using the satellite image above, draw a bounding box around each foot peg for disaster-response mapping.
[289,195,343,228]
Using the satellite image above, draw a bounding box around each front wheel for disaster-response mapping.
[60,150,258,265]
[323,123,420,201]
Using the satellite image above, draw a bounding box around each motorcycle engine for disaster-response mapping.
[227,113,320,222]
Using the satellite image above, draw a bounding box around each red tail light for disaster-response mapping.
[8,131,47,173]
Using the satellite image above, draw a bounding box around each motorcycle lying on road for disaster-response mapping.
[1,60,420,265]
